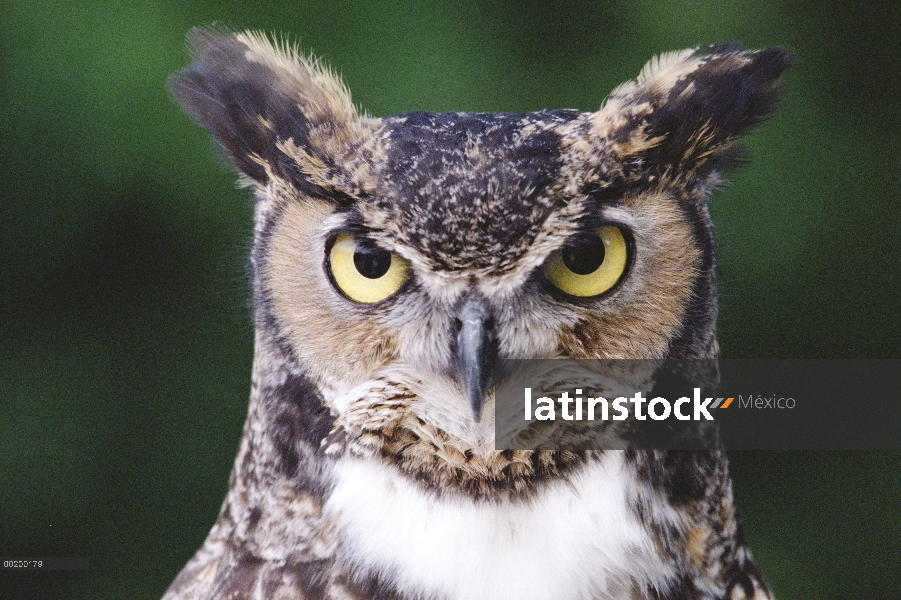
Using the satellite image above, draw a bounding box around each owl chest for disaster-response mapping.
[324,453,673,600]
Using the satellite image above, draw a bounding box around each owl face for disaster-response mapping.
[261,111,701,418]
[171,30,789,472]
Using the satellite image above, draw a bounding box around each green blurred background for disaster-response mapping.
[1,0,899,598]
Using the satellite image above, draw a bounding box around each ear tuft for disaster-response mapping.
[592,44,793,190]
[169,27,360,191]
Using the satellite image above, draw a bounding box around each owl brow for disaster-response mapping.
[564,209,631,240]
[321,212,393,248]
[581,181,627,204]
[295,184,359,208]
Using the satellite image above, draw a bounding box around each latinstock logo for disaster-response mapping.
[495,358,899,451]
[522,388,738,422]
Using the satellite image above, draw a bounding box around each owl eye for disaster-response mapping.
[327,234,411,303]
[543,226,629,297]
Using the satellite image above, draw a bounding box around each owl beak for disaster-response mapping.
[453,294,497,423]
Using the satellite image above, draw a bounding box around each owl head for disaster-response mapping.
[170,29,789,491]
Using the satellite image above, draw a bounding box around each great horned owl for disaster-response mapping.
[164,28,790,600]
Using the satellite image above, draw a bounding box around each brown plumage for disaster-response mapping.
[164,28,790,600]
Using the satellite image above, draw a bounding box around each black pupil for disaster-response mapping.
[561,237,606,275]
[353,245,392,279]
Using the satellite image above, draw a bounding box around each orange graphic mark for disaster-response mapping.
[719,397,734,409]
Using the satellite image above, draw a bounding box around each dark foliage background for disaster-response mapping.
[1,1,899,598]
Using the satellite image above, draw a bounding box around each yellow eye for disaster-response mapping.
[328,234,411,303]
[543,226,629,297]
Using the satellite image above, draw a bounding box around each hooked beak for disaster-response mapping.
[452,294,497,423]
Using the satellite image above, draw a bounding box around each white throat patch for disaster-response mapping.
[325,452,674,600]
